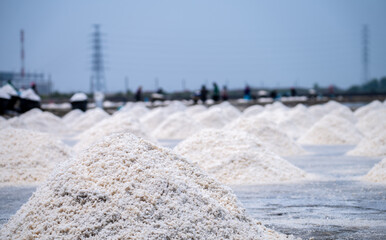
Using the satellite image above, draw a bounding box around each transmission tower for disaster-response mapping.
[362,25,369,84]
[90,24,106,93]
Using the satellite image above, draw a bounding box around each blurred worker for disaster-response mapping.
[212,82,220,102]
[200,85,208,103]
[221,85,228,101]
[30,82,38,95]
[270,89,277,99]
[290,87,297,96]
[135,86,142,102]
[244,85,251,100]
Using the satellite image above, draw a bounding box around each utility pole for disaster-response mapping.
[20,29,25,78]
[90,24,106,93]
[362,25,369,84]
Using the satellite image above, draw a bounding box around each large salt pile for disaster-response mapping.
[194,103,240,129]
[116,103,149,119]
[0,132,291,239]
[242,104,264,117]
[355,109,386,137]
[0,127,72,186]
[225,117,306,156]
[298,114,362,145]
[328,105,357,123]
[363,158,386,183]
[354,100,384,119]
[214,101,241,120]
[8,109,68,135]
[69,108,109,132]
[175,129,308,185]
[153,112,204,139]
[185,104,207,116]
[74,113,156,152]
[347,131,386,157]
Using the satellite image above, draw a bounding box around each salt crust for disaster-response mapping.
[298,114,362,145]
[68,108,110,132]
[152,112,204,139]
[347,131,386,157]
[0,127,72,186]
[74,112,157,152]
[363,158,386,183]
[0,132,294,239]
[225,117,306,156]
[174,129,308,185]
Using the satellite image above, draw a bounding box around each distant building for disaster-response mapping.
[0,71,53,95]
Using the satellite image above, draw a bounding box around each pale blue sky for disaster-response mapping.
[0,0,385,93]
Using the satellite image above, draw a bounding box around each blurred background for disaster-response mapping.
[0,0,386,103]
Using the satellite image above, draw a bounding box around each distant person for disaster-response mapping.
[270,90,277,99]
[244,85,251,100]
[290,87,297,97]
[200,85,208,103]
[192,90,200,104]
[30,82,38,95]
[212,82,220,102]
[135,86,142,102]
[221,85,228,101]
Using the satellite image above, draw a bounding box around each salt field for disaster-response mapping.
[0,100,385,239]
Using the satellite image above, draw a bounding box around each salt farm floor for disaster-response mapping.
[0,143,385,239]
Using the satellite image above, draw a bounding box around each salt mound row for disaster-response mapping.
[363,158,386,183]
[62,109,84,125]
[153,112,204,139]
[0,128,72,186]
[225,117,306,156]
[355,100,384,119]
[298,114,362,145]
[355,109,386,137]
[0,132,292,239]
[277,106,316,140]
[8,108,68,135]
[347,131,386,157]
[68,108,109,132]
[73,113,157,152]
[174,129,308,185]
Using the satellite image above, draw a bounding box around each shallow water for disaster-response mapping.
[233,145,386,239]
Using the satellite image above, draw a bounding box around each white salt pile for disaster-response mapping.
[116,104,149,119]
[0,127,72,186]
[62,109,84,125]
[153,112,204,139]
[363,158,386,183]
[213,101,241,120]
[1,83,18,97]
[20,88,40,101]
[242,104,264,117]
[69,108,109,132]
[225,117,306,156]
[70,92,87,102]
[277,105,316,140]
[0,132,292,239]
[0,116,9,129]
[8,109,68,135]
[184,104,207,116]
[0,87,10,99]
[355,109,386,137]
[347,131,386,157]
[354,100,384,119]
[174,129,308,185]
[298,114,362,145]
[74,113,157,152]
[328,105,357,123]
[194,107,233,129]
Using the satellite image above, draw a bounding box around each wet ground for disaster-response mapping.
[233,146,386,240]
[0,144,385,239]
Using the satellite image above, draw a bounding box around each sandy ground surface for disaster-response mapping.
[0,143,385,239]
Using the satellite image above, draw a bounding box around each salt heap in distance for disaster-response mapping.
[0,132,292,239]
[298,114,362,145]
[363,158,386,183]
[0,127,72,185]
[175,129,308,185]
